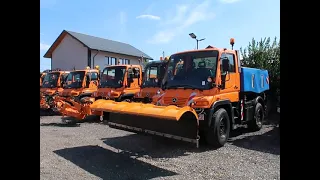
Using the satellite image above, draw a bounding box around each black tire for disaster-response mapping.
[248,103,264,131]
[205,108,230,148]
[122,98,131,102]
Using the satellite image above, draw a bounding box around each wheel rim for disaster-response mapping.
[256,108,263,126]
[219,117,227,141]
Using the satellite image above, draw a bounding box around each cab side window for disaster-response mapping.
[220,53,236,73]
[90,72,99,81]
[132,67,140,78]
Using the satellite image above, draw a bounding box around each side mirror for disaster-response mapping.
[222,57,230,73]
[220,57,230,90]
[130,73,134,79]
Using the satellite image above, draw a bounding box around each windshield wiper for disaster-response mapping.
[167,84,199,90]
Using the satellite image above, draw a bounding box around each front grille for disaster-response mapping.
[141,92,156,98]
[163,97,188,106]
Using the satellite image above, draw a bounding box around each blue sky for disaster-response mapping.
[40,0,280,71]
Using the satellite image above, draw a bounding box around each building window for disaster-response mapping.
[104,56,109,66]
[118,58,130,65]
[110,57,116,65]
[118,58,124,65]
[105,57,117,65]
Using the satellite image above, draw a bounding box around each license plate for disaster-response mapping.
[199,114,204,120]
[277,107,280,113]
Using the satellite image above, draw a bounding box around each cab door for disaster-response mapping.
[127,67,141,89]
[219,52,240,102]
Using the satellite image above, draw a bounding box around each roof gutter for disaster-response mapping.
[92,50,100,68]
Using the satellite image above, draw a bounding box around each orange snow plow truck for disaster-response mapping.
[92,65,143,102]
[91,64,143,118]
[132,59,169,103]
[40,69,70,110]
[55,66,100,119]
[90,38,270,148]
[40,72,46,88]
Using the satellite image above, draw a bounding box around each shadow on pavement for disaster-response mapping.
[40,122,80,127]
[229,125,280,155]
[102,112,280,157]
[40,109,60,117]
[54,145,177,180]
[59,115,103,124]
[102,134,211,159]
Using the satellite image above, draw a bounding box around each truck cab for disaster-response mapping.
[40,69,69,110]
[134,60,168,103]
[92,65,143,102]
[55,67,100,119]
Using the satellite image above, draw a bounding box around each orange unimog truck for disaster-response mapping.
[40,72,46,88]
[133,58,169,103]
[89,65,142,120]
[90,38,270,148]
[92,65,143,102]
[40,69,69,111]
[91,65,143,119]
[55,66,100,120]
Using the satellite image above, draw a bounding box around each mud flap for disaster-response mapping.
[90,100,200,145]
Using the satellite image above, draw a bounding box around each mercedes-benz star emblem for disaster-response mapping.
[172,98,177,103]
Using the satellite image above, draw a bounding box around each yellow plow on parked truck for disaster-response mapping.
[91,38,270,148]
[90,64,143,119]
[54,66,100,120]
[40,69,70,111]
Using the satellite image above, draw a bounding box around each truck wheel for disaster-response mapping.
[248,103,264,131]
[122,99,131,102]
[206,108,230,148]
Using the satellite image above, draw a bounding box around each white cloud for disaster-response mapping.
[219,0,241,4]
[136,14,161,20]
[119,11,127,34]
[147,0,215,44]
[119,11,127,25]
[40,43,50,51]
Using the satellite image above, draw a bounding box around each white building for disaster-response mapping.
[43,30,153,71]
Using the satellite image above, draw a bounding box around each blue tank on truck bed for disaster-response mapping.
[240,67,269,93]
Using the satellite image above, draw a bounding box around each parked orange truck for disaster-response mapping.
[55,66,100,119]
[132,59,169,103]
[40,70,69,110]
[90,39,270,148]
[40,72,46,88]
[91,65,143,119]
[92,65,143,102]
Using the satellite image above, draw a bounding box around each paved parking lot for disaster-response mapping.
[40,113,280,180]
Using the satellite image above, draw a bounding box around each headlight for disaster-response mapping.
[156,89,161,95]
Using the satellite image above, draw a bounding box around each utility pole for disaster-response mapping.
[162,51,165,58]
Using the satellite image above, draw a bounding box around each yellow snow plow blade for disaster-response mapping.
[90,99,200,145]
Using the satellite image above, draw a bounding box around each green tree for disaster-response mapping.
[240,37,280,96]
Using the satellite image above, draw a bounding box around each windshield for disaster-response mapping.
[165,50,218,90]
[41,72,60,88]
[142,64,165,88]
[100,66,126,88]
[65,71,85,89]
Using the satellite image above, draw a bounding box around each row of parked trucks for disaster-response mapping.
[40,39,270,148]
